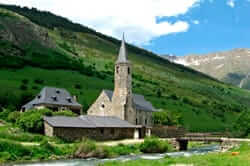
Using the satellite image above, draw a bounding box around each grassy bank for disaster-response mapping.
[102,143,250,166]
[0,122,173,164]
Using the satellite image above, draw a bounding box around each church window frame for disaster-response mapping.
[116,66,119,74]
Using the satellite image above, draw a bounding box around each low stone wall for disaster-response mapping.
[151,126,186,138]
[52,127,135,141]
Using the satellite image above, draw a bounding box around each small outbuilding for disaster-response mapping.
[21,87,82,114]
[43,115,144,141]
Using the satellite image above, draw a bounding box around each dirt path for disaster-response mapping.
[98,138,172,146]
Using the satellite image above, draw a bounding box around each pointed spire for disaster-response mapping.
[116,33,128,63]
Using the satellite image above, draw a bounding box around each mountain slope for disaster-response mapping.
[165,49,250,90]
[1,5,250,132]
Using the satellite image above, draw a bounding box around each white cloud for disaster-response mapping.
[227,0,235,8]
[0,0,200,45]
[192,20,200,24]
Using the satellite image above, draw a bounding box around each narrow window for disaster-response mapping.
[100,128,104,135]
[145,119,147,125]
[101,104,105,108]
[136,118,138,125]
[128,67,130,74]
[116,66,119,74]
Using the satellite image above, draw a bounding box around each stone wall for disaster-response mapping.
[135,110,153,126]
[152,126,186,138]
[51,126,135,141]
[87,91,112,116]
[44,122,53,137]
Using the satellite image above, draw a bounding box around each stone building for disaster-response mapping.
[44,115,140,141]
[22,87,82,114]
[43,35,156,141]
[88,35,156,127]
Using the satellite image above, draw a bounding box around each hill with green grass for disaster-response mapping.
[0,4,250,132]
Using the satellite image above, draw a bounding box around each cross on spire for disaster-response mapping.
[116,33,128,63]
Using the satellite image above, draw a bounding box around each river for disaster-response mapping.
[15,145,220,166]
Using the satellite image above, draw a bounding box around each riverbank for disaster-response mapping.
[102,143,250,166]
[12,144,222,166]
[0,137,174,165]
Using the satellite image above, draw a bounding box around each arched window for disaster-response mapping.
[136,118,138,125]
[145,119,147,125]
[116,66,119,74]
[128,67,130,74]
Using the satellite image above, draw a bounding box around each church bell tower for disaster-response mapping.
[112,34,133,122]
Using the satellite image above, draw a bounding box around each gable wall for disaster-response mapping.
[87,91,112,116]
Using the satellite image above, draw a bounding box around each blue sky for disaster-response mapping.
[145,0,250,56]
[1,0,250,56]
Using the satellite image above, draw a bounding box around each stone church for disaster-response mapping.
[43,35,157,141]
[88,35,156,127]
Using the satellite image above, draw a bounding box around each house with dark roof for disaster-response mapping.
[44,115,140,141]
[87,35,157,128]
[22,87,82,114]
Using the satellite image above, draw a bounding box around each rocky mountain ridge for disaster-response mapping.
[163,48,250,90]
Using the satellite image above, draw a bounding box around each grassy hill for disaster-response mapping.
[1,5,250,132]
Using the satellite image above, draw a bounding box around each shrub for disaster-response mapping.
[7,111,21,123]
[74,138,97,158]
[233,110,250,137]
[34,78,44,84]
[19,84,28,91]
[0,130,44,142]
[21,79,29,84]
[107,144,140,156]
[40,140,56,153]
[139,137,172,153]
[16,109,53,133]
[0,152,11,162]
[0,108,12,121]
[32,86,39,90]
[52,110,77,117]
[74,84,82,89]
[0,139,31,161]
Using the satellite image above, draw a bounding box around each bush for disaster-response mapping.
[7,111,21,123]
[74,138,97,158]
[0,108,12,121]
[107,144,140,156]
[52,110,77,117]
[233,110,250,137]
[0,139,31,161]
[20,84,28,91]
[34,78,44,84]
[21,79,29,84]
[74,84,82,89]
[16,109,53,133]
[139,137,172,153]
[0,130,44,142]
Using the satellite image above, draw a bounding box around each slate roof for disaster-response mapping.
[116,33,129,63]
[103,90,156,112]
[44,115,137,128]
[22,87,82,110]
